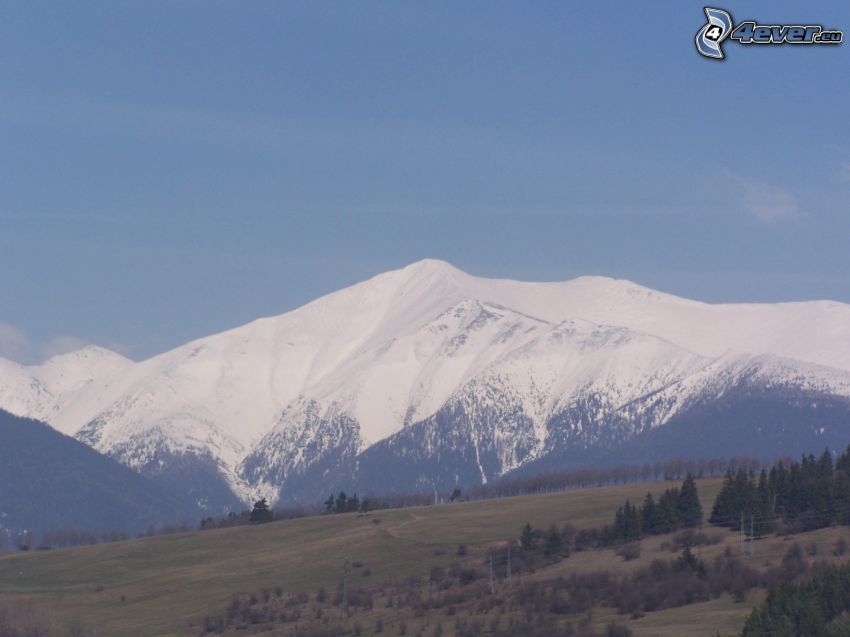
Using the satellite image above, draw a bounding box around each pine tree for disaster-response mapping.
[710,469,735,526]
[770,463,786,517]
[833,469,850,525]
[710,449,849,533]
[619,500,641,541]
[543,524,563,556]
[520,523,536,550]
[348,493,360,513]
[837,445,850,475]
[249,497,273,524]
[641,493,657,535]
[658,489,679,534]
[813,450,834,528]
[754,469,772,537]
[733,468,755,521]
[613,504,626,541]
[677,475,703,529]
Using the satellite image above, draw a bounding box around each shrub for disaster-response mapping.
[607,622,634,637]
[616,542,641,561]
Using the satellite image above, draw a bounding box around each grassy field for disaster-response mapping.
[4,476,845,636]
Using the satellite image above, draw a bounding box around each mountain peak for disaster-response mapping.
[392,258,468,284]
[42,345,131,366]
[394,260,642,292]
[403,258,460,272]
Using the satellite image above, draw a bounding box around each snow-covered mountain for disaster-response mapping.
[3,259,850,508]
[0,346,132,425]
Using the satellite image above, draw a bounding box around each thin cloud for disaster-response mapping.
[0,322,31,363]
[0,322,119,364]
[41,336,92,360]
[727,173,798,223]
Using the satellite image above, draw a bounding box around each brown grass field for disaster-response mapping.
[2,476,848,636]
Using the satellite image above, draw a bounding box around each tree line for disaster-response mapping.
[602,475,703,544]
[324,491,371,514]
[710,446,850,535]
[467,456,762,500]
[742,562,850,636]
[0,527,137,552]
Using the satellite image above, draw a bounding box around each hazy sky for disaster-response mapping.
[1,1,849,362]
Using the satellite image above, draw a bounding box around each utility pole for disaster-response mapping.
[341,559,349,620]
[740,511,744,554]
[506,542,512,586]
[749,514,754,556]
[489,551,495,594]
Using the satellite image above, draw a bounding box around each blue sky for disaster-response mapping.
[1,1,849,362]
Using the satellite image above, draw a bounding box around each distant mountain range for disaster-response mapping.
[2,259,850,512]
[0,409,198,535]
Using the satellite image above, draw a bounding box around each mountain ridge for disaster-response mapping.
[2,259,850,509]
[0,409,206,534]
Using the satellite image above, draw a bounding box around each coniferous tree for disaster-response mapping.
[812,450,834,528]
[742,563,850,636]
[543,524,563,556]
[837,446,850,475]
[249,497,273,524]
[520,523,536,550]
[614,500,641,542]
[709,446,850,534]
[609,475,706,541]
[710,469,736,526]
[770,463,787,518]
[677,474,703,528]
[657,489,679,534]
[348,493,360,513]
[754,469,773,537]
[833,468,850,525]
[641,493,657,534]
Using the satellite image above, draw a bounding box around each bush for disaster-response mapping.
[574,528,601,552]
[616,542,641,561]
[607,622,634,637]
[669,529,718,552]
[458,568,478,585]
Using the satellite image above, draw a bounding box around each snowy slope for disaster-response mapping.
[2,259,850,505]
[0,346,132,424]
